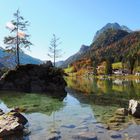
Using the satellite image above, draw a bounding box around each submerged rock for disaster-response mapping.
[115,108,128,116]
[0,109,4,116]
[72,132,97,140]
[107,108,127,130]
[128,99,140,118]
[0,64,67,98]
[47,129,61,140]
[0,110,28,137]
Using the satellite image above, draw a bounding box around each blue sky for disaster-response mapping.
[0,0,140,61]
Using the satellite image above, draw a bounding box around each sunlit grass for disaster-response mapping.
[112,62,123,69]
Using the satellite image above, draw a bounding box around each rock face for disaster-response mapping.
[0,64,67,98]
[0,110,28,137]
[128,99,140,118]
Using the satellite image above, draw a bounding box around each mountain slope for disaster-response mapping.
[61,45,89,68]
[72,29,131,64]
[60,23,132,68]
[55,61,64,67]
[91,29,129,48]
[93,22,132,42]
[85,30,140,63]
[0,47,43,68]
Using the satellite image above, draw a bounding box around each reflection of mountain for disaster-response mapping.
[0,92,64,115]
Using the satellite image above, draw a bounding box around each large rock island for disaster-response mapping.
[0,63,67,98]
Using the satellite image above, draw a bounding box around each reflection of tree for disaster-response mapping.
[91,78,98,94]
[66,87,128,107]
[133,81,140,98]
[112,80,140,99]
[97,79,113,94]
[66,77,94,94]
[127,81,137,99]
[104,79,113,93]
[66,77,140,102]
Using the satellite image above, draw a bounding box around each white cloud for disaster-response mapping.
[6,22,15,30]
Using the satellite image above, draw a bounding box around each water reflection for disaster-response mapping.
[0,77,140,139]
[65,77,140,126]
[65,77,140,100]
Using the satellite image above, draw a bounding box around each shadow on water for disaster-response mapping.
[1,134,30,140]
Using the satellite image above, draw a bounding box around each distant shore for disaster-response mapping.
[66,73,140,80]
[94,74,140,80]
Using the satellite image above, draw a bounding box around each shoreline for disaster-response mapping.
[66,73,140,81]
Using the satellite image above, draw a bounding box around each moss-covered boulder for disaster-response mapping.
[0,64,67,98]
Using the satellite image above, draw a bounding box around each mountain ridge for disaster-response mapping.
[0,47,43,68]
[87,30,140,63]
[93,22,132,42]
[59,23,133,68]
[60,45,89,68]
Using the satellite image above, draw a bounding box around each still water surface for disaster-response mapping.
[0,77,140,140]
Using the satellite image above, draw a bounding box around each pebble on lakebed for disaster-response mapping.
[0,108,29,137]
[107,108,128,130]
[107,100,140,131]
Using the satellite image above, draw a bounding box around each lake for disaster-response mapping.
[0,77,140,140]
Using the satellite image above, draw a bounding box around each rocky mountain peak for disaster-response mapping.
[79,45,89,54]
[93,22,132,42]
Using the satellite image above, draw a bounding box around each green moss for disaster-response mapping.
[92,104,118,124]
[0,92,64,115]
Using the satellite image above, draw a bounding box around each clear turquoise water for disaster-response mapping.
[0,78,140,140]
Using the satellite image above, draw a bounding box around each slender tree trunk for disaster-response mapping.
[16,28,20,67]
[16,41,20,67]
[54,57,55,67]
[54,46,56,67]
[16,11,20,67]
